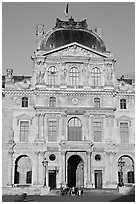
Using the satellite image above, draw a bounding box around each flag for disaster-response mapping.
[65,3,69,17]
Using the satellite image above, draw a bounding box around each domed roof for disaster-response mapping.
[42,17,106,52]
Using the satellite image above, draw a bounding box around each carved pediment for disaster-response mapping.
[116,115,133,126]
[42,42,109,58]
[16,114,33,125]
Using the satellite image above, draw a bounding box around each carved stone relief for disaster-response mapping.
[105,63,113,86]
[36,62,46,85]
[49,45,100,57]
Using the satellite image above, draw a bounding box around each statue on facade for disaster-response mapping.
[16,79,31,89]
[82,66,89,85]
[61,67,67,85]
[36,24,44,50]
[36,62,45,84]
[9,128,14,143]
[105,64,113,86]
[5,69,14,83]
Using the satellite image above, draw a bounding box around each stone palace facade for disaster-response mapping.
[2,17,135,193]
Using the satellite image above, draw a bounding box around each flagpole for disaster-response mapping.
[64,3,69,20]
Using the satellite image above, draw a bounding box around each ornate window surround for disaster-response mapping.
[48,66,57,85]
[16,114,33,125]
[91,67,101,87]
[69,67,79,86]
[116,115,132,126]
[120,98,127,109]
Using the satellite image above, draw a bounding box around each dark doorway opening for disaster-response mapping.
[49,170,56,189]
[67,155,84,188]
[94,170,102,188]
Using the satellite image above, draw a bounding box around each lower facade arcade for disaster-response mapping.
[6,143,135,190]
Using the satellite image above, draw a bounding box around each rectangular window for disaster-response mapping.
[20,121,29,142]
[48,120,57,141]
[120,122,129,143]
[93,121,102,142]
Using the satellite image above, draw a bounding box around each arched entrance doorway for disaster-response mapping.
[118,155,134,186]
[14,155,32,186]
[67,155,84,188]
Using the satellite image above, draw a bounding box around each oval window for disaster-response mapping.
[49,154,56,161]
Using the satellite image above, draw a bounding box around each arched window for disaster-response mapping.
[68,117,82,141]
[94,98,100,108]
[120,99,126,109]
[70,67,79,86]
[49,97,56,107]
[48,66,57,85]
[22,97,28,107]
[91,67,101,86]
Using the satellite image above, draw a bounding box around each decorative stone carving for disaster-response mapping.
[61,67,67,85]
[105,64,113,86]
[9,129,14,143]
[16,79,31,89]
[82,65,89,85]
[36,62,46,84]
[17,156,31,174]
[49,44,101,57]
[72,98,78,105]
[5,69,14,83]
[36,24,44,50]
[55,17,88,29]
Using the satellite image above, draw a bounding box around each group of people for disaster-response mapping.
[60,185,83,196]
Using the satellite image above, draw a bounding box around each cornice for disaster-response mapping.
[3,89,134,97]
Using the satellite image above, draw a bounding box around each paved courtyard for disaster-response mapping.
[2,191,135,202]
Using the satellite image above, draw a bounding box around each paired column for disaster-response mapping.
[106,151,117,187]
[35,113,45,141]
[86,151,92,187]
[83,113,89,140]
[7,151,13,186]
[61,113,67,140]
[61,151,66,186]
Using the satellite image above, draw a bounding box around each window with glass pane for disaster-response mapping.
[94,98,100,108]
[20,121,29,142]
[93,121,102,142]
[127,171,134,183]
[70,67,79,86]
[49,97,56,107]
[48,66,57,85]
[120,122,129,143]
[68,117,82,141]
[91,67,101,86]
[22,97,28,107]
[120,99,126,109]
[48,120,57,141]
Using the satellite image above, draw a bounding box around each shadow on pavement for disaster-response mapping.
[111,194,135,202]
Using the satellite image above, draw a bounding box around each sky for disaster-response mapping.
[2,2,135,79]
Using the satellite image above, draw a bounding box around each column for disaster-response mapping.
[86,151,91,187]
[7,151,13,186]
[61,113,67,140]
[39,151,44,186]
[61,151,66,186]
[33,151,39,185]
[41,114,44,140]
[44,114,48,142]
[36,113,40,140]
[39,114,42,139]
[110,152,117,187]
[83,113,89,140]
